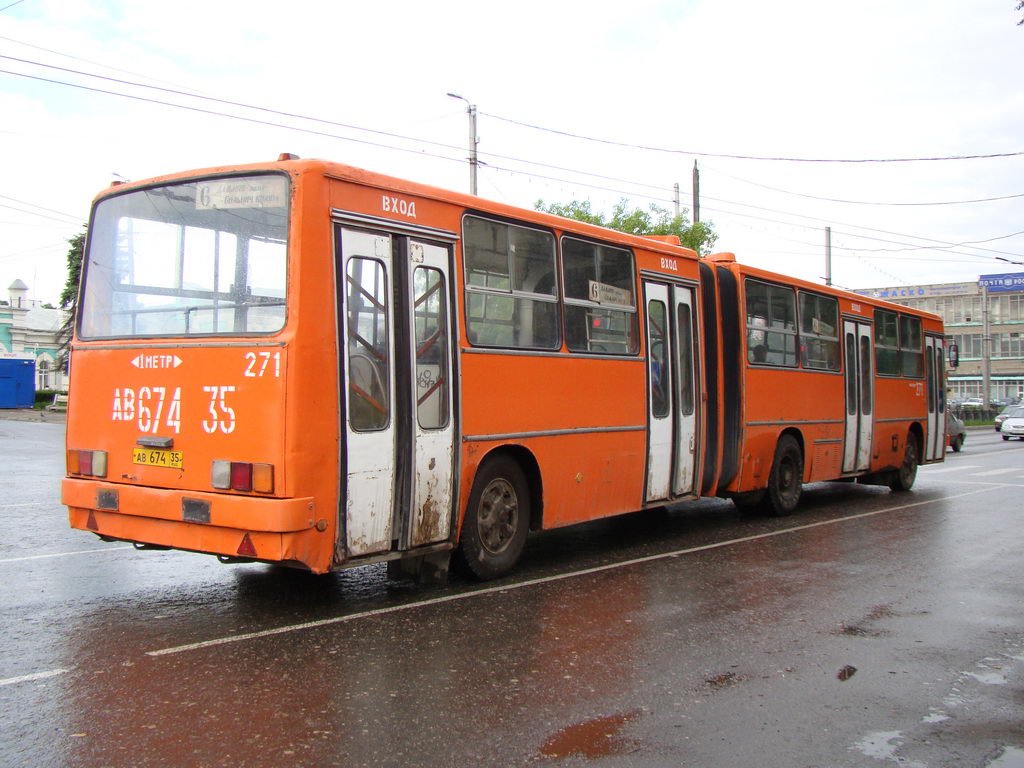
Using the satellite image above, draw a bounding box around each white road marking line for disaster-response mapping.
[0,669,68,687]
[0,546,134,564]
[972,468,1019,477]
[923,465,980,474]
[147,486,997,658]
[949,480,1024,487]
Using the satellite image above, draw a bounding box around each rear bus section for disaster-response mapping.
[708,255,946,514]
[62,170,336,572]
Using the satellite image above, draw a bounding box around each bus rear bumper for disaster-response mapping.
[62,478,330,572]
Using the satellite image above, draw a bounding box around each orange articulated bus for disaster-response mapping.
[63,156,947,582]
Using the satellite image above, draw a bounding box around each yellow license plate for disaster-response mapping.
[132,448,184,469]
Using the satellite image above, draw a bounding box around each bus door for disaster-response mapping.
[842,318,874,473]
[337,227,456,559]
[924,335,945,461]
[644,282,699,501]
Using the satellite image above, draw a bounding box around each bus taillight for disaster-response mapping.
[67,449,107,478]
[211,461,274,494]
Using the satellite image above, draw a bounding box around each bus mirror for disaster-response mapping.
[947,343,959,368]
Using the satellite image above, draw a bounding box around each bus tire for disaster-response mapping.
[889,433,919,492]
[762,435,803,516]
[457,455,530,580]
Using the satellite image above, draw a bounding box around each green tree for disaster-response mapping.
[535,197,718,255]
[56,226,86,370]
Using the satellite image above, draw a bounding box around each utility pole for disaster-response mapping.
[692,161,700,224]
[673,182,680,218]
[446,92,478,195]
[982,284,991,408]
[825,226,832,286]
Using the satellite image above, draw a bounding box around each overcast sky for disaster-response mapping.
[1,0,1022,304]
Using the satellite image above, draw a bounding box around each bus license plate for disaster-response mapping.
[132,448,183,469]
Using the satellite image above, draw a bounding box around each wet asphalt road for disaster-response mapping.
[0,419,1022,768]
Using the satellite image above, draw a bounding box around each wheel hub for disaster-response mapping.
[477,478,518,554]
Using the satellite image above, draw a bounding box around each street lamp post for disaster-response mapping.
[446,92,478,196]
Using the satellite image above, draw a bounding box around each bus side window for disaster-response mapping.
[562,238,638,355]
[463,216,560,350]
[899,315,924,377]
[745,279,797,366]
[798,292,839,370]
[874,309,900,376]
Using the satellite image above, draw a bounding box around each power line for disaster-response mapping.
[4,58,1022,269]
[0,67,470,164]
[1,65,679,214]
[699,195,1024,260]
[481,111,1024,164]
[1,54,676,201]
[0,34,205,93]
[0,202,81,225]
[714,212,1022,267]
[701,164,1024,207]
[0,194,83,221]
[698,201,1024,268]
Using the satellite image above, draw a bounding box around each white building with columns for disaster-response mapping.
[1,279,69,393]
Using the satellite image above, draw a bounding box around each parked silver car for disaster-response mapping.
[994,404,1018,432]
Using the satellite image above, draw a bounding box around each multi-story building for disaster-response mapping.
[855,273,1024,403]
[1,279,69,395]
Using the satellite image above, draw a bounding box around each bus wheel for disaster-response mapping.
[457,456,529,580]
[762,435,803,516]
[889,434,919,492]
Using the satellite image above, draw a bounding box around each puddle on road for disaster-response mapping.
[988,747,1024,768]
[851,731,926,768]
[538,710,641,760]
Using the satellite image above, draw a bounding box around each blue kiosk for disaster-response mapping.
[0,358,35,408]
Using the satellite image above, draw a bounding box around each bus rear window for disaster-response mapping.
[79,174,289,339]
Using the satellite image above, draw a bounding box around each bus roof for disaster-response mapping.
[94,155,703,261]
[90,155,942,325]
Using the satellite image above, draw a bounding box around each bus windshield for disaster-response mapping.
[79,174,289,339]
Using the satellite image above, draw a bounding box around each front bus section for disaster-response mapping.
[63,170,338,574]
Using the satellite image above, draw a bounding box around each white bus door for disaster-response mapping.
[924,335,945,461]
[401,240,456,549]
[644,282,699,501]
[672,287,699,497]
[337,227,456,558]
[842,319,874,473]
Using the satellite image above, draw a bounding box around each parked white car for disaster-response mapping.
[999,406,1024,440]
